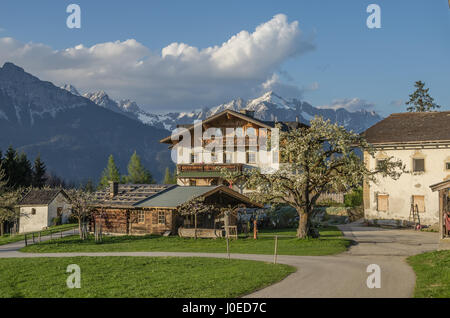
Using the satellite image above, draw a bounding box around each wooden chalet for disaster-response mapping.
[91,181,262,238]
[160,109,307,187]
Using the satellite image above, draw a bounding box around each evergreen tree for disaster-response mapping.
[406,81,440,112]
[32,155,47,188]
[124,151,154,184]
[3,146,17,188]
[16,152,33,187]
[99,155,121,188]
[163,167,177,184]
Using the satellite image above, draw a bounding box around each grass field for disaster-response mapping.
[407,250,450,298]
[21,226,350,256]
[0,256,295,298]
[0,223,78,246]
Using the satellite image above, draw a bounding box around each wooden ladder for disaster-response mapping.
[409,203,421,229]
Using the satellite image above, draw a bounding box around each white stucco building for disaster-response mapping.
[17,189,72,233]
[363,111,450,227]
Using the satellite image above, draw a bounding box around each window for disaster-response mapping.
[446,162,450,170]
[412,195,425,213]
[31,208,36,215]
[413,158,425,172]
[376,159,387,170]
[247,152,256,164]
[57,207,63,217]
[137,211,145,223]
[225,152,233,164]
[189,180,197,186]
[377,194,389,212]
[158,211,165,224]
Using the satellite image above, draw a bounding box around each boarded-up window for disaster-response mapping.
[377,194,389,212]
[413,195,425,212]
[413,158,425,172]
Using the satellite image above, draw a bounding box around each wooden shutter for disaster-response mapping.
[377,194,389,212]
[413,195,425,212]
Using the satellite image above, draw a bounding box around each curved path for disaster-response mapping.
[0,223,440,298]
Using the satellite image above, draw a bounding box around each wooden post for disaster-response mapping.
[194,213,198,240]
[60,230,63,239]
[273,235,278,264]
[24,234,27,246]
[226,235,230,260]
[253,219,258,240]
[39,232,41,243]
[32,233,35,243]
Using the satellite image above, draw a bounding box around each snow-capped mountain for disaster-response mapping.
[77,87,382,133]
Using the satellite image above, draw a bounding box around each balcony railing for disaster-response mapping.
[177,163,243,173]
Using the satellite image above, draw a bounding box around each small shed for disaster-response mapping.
[430,179,450,240]
[91,182,262,238]
[16,189,71,233]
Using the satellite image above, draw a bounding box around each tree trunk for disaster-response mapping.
[78,220,82,240]
[297,210,309,239]
[0,221,4,237]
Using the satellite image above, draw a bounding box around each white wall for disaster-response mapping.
[19,206,49,233]
[365,147,450,226]
[47,193,72,226]
[19,193,72,233]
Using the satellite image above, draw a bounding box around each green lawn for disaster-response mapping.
[0,223,78,246]
[0,256,295,298]
[21,226,350,256]
[407,250,450,298]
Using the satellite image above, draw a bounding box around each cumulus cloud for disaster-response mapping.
[317,98,376,112]
[0,14,314,112]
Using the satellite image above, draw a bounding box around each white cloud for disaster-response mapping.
[0,14,314,112]
[390,99,403,107]
[318,98,376,112]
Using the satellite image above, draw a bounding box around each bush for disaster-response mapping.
[266,206,298,228]
[51,216,62,226]
[344,187,363,207]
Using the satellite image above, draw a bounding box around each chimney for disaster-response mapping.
[240,109,255,118]
[109,181,119,198]
[295,116,299,123]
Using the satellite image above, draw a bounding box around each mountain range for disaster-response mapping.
[77,87,382,134]
[0,62,383,183]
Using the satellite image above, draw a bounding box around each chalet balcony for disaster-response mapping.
[178,163,243,172]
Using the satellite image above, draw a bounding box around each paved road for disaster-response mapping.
[0,223,440,298]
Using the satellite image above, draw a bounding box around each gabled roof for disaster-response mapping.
[134,185,263,209]
[363,111,450,144]
[17,189,69,206]
[160,109,308,144]
[430,179,450,192]
[92,184,176,207]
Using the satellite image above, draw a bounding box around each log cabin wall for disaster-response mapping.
[92,207,177,236]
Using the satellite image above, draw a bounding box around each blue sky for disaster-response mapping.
[0,0,449,116]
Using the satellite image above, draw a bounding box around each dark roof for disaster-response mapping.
[135,185,263,209]
[17,189,68,206]
[363,111,450,144]
[430,179,450,192]
[92,184,176,207]
[162,109,308,144]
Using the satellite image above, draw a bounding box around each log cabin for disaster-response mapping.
[91,181,262,238]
